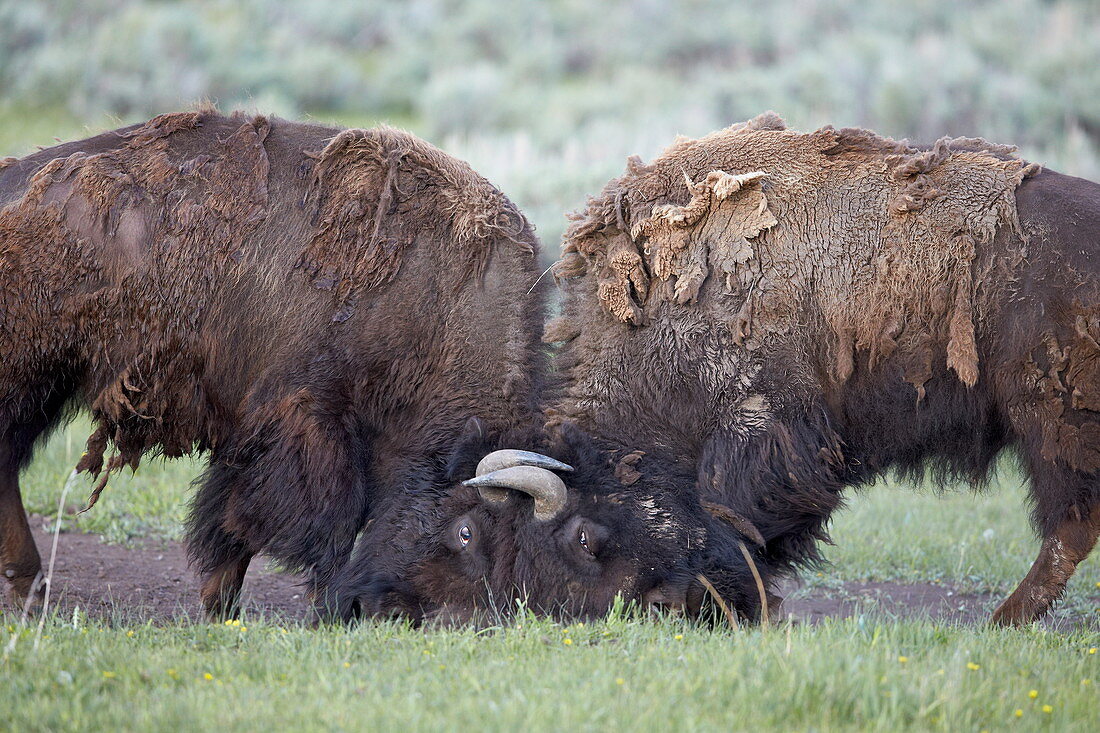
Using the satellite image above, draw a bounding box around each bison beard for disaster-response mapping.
[0,109,547,616]
[551,112,1100,625]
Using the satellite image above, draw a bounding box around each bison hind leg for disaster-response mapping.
[1,376,79,613]
[991,500,1100,626]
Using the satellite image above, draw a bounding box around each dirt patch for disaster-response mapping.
[7,520,1099,629]
[11,516,309,623]
[780,579,1099,631]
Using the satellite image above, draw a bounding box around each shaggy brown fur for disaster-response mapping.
[549,112,1098,625]
[0,109,544,613]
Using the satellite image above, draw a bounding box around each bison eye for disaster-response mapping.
[448,515,478,553]
[561,516,604,562]
[578,527,593,555]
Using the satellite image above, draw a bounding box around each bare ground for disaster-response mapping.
[8,517,1099,629]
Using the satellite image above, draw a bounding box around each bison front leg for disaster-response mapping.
[188,391,369,622]
[991,502,1100,626]
[0,451,44,613]
[199,553,253,620]
[188,460,259,621]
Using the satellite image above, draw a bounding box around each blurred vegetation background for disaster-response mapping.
[2,0,1099,254]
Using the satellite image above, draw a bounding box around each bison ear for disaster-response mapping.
[701,500,765,547]
[550,421,604,469]
[461,417,486,440]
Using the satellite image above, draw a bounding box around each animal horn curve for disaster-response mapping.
[463,466,568,521]
[474,449,574,476]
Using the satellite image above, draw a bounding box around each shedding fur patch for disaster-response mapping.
[1,110,274,505]
[556,112,1035,393]
[1021,312,1100,473]
[298,126,529,319]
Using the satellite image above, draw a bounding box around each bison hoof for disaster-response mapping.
[990,598,1040,627]
[6,574,45,615]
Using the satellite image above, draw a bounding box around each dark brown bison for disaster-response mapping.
[0,109,736,623]
[550,112,1100,625]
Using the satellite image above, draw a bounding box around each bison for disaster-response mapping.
[550,112,1100,625]
[0,109,741,623]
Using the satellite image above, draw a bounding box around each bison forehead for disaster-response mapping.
[633,495,683,540]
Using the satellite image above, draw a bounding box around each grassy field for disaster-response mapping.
[3,613,1098,731]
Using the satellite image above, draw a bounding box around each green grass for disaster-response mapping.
[812,471,1100,610]
[2,612,1098,731]
[6,417,1099,731]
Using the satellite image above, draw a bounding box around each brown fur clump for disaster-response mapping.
[1,110,273,500]
[298,127,529,319]
[0,110,535,508]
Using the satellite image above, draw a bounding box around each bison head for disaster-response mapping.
[327,422,765,625]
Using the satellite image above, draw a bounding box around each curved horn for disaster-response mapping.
[474,449,574,476]
[463,466,568,521]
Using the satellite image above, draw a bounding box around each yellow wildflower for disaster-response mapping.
[674,634,683,641]
[616,678,625,685]
[1041,705,1052,714]
[966,662,981,671]
[1014,710,1023,718]
[1028,690,1038,699]
[563,638,573,646]
[204,673,214,681]
[898,656,908,663]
